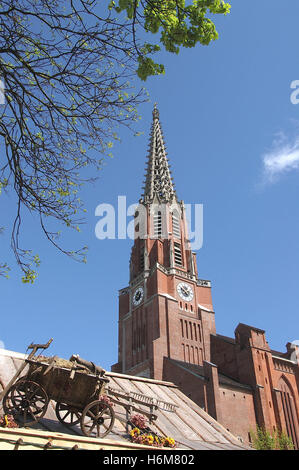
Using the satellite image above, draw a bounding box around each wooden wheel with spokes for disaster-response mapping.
[3,379,49,426]
[80,400,115,438]
[55,402,82,427]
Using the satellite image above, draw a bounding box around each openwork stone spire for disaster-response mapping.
[141,104,177,205]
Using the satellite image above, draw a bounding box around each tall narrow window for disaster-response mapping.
[186,345,190,363]
[174,242,182,266]
[195,347,199,365]
[185,320,188,339]
[189,322,193,340]
[191,346,195,364]
[142,324,145,347]
[180,319,184,338]
[172,211,181,238]
[153,211,162,238]
[140,249,144,271]
[198,325,202,343]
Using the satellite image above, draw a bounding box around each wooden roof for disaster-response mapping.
[0,349,249,450]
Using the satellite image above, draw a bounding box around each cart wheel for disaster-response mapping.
[80,400,115,438]
[3,380,49,426]
[55,402,82,427]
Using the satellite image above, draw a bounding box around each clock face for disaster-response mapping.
[177,282,194,302]
[132,286,144,306]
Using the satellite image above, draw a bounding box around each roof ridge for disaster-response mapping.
[106,370,178,387]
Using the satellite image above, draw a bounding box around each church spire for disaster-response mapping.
[141,104,177,205]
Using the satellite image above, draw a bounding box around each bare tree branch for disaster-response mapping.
[0,0,146,280]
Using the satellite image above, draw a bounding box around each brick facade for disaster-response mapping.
[111,106,299,448]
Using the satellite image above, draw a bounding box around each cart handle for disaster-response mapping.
[27,338,53,352]
[0,339,53,402]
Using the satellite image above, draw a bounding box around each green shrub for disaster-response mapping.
[250,426,294,450]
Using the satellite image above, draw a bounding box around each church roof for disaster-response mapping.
[0,348,249,450]
[166,358,252,391]
[141,104,177,205]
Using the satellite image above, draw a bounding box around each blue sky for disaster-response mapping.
[1,1,299,368]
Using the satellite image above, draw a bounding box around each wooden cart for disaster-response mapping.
[1,339,178,439]
[1,339,114,438]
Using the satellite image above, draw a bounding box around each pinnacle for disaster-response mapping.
[141,105,177,204]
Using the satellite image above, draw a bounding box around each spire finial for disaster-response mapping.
[153,102,159,120]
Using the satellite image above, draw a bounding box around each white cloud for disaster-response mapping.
[262,134,299,183]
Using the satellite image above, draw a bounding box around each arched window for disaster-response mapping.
[278,375,299,448]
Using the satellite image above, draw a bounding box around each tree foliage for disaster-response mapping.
[0,0,230,281]
[110,0,231,80]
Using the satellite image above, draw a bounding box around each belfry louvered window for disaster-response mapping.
[140,248,145,271]
[153,211,162,237]
[172,211,181,238]
[174,242,183,266]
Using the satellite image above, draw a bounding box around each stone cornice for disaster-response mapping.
[126,263,211,292]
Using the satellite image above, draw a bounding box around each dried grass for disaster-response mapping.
[32,355,90,373]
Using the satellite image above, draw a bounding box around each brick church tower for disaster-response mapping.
[112,104,216,379]
[112,105,299,448]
